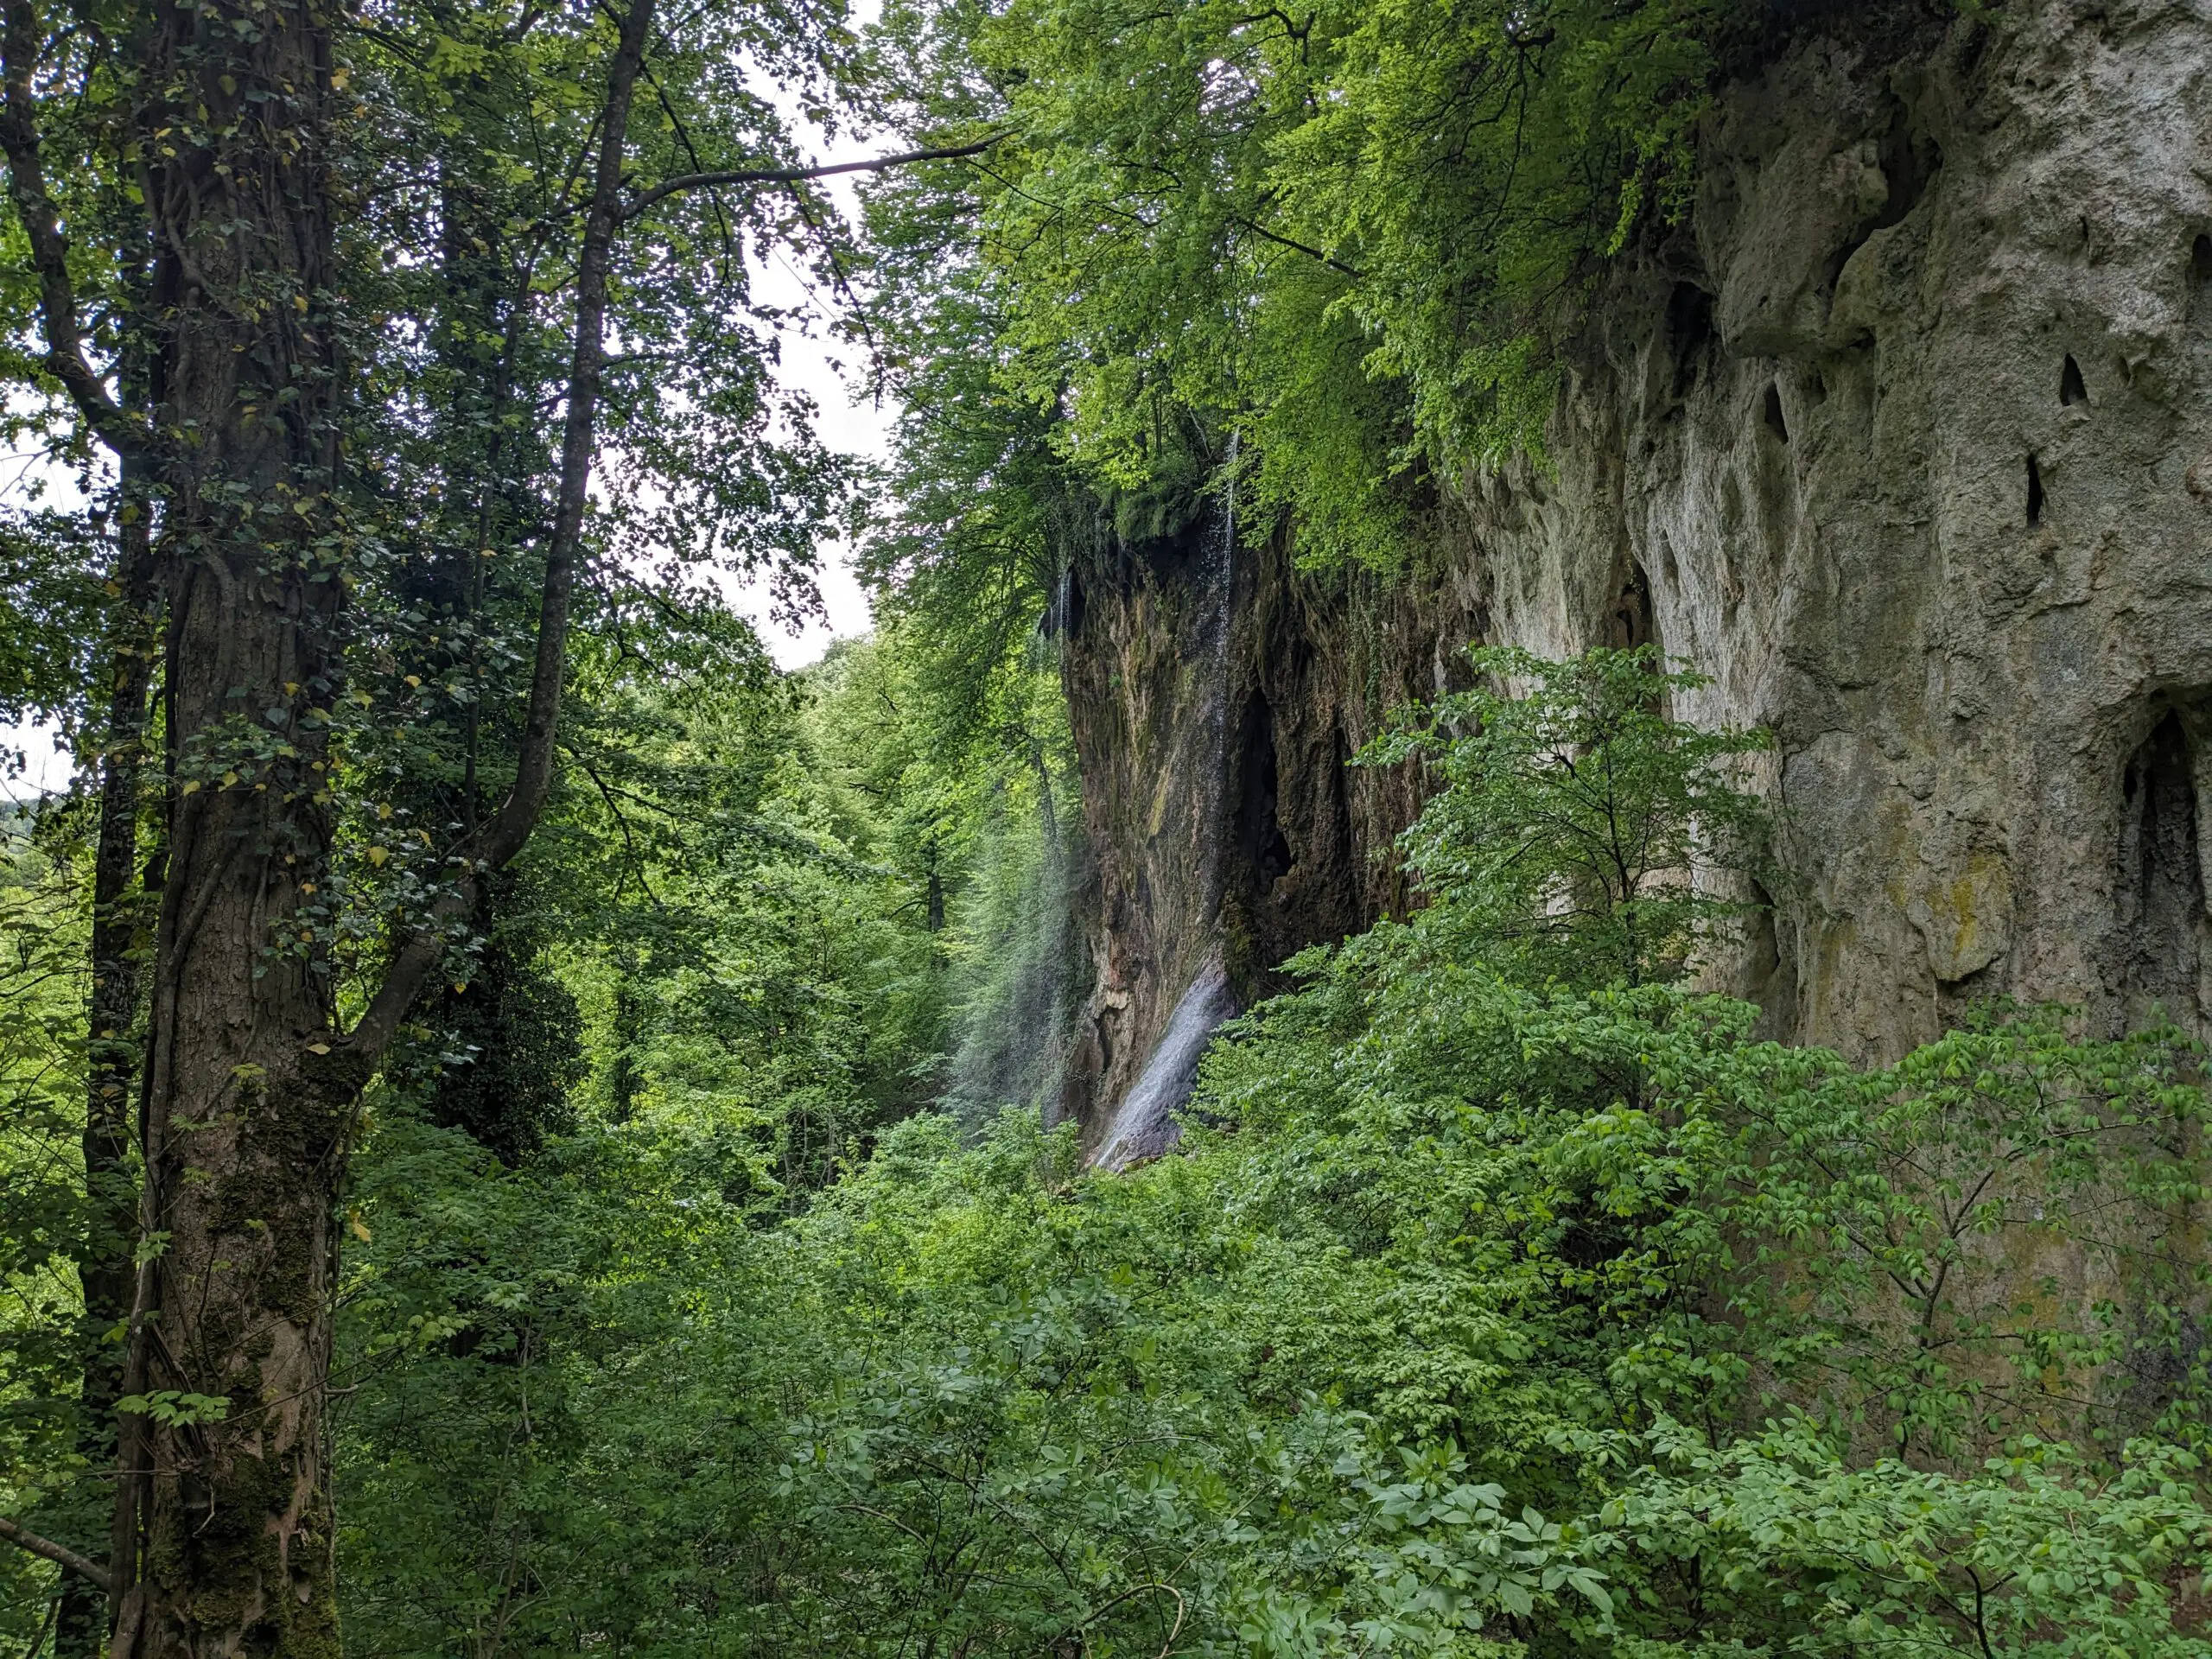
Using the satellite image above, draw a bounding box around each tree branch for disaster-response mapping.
[0,0,151,465]
[343,0,659,1064]
[1233,215,1360,279]
[0,1516,111,1592]
[623,135,1009,221]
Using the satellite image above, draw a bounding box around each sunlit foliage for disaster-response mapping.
[863,0,1749,569]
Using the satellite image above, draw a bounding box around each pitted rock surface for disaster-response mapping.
[1060,0,2212,1145]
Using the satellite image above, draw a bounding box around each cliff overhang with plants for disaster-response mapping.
[1046,0,2212,1145]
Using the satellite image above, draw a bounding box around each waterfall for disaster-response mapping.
[944,607,1090,1132]
[1200,432,1238,913]
[944,799,1084,1132]
[1090,435,1245,1168]
[1090,954,1240,1170]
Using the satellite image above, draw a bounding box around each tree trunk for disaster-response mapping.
[60,467,158,1659]
[106,2,353,1652]
[2,0,661,1642]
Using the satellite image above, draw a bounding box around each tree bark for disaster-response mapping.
[60,463,159,1659]
[103,2,353,1652]
[0,1517,111,1592]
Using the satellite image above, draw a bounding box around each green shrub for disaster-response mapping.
[335,648,2212,1655]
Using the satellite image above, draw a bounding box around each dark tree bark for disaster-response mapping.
[59,461,159,1659]
[98,1,355,1649]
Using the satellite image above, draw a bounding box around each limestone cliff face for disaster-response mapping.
[1058,0,2212,1147]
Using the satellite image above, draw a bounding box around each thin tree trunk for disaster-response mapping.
[59,464,158,1659]
[346,0,658,1058]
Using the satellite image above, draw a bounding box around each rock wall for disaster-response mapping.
[1058,0,2212,1149]
[1055,503,1493,1141]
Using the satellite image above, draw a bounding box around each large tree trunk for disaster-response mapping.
[2,0,658,1639]
[105,2,353,1651]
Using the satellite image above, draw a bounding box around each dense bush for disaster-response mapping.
[0,2,2181,1646]
[328,646,2212,1656]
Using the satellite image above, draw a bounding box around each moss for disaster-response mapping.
[145,1421,339,1658]
[1217,891,1264,1005]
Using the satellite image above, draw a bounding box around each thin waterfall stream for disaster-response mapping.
[1090,437,1243,1166]
[1090,955,1238,1169]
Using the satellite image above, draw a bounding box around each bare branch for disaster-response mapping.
[1233,215,1360,279]
[623,134,1010,222]
[0,1515,111,1592]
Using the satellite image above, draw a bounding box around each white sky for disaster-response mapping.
[736,117,894,666]
[0,450,86,797]
[2,29,899,795]
[704,0,895,664]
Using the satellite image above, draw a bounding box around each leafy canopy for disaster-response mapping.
[866,0,1744,569]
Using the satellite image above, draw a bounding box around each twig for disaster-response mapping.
[1058,1581,1187,1658]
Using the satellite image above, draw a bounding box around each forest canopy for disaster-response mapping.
[3,0,2209,1657]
